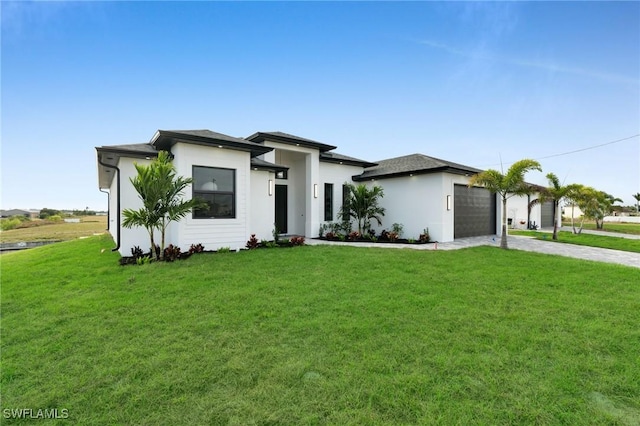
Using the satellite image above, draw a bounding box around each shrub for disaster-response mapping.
[391,223,404,238]
[136,256,152,265]
[348,231,361,241]
[131,246,144,259]
[0,218,21,231]
[419,228,430,243]
[290,236,305,246]
[387,232,399,242]
[246,234,259,249]
[163,244,181,262]
[272,226,281,244]
[217,246,232,253]
[48,215,63,222]
[189,243,205,254]
[325,232,337,240]
[318,223,328,238]
[264,241,278,248]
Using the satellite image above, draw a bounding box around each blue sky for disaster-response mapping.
[2,1,639,210]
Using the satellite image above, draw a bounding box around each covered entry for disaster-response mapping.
[454,185,497,238]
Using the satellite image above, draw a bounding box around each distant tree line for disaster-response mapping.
[39,208,96,219]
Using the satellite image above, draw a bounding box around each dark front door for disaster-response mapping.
[275,185,288,234]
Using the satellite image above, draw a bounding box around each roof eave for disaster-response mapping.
[153,130,272,157]
[353,166,482,181]
[247,132,337,152]
[320,157,377,168]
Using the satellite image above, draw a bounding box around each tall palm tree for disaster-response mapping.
[122,151,202,259]
[633,192,640,213]
[339,183,385,235]
[468,159,542,249]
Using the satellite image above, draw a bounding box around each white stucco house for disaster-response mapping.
[96,129,553,255]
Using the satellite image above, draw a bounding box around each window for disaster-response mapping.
[324,183,333,221]
[276,170,288,180]
[192,166,235,219]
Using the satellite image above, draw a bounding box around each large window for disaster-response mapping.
[192,166,235,219]
[324,183,334,221]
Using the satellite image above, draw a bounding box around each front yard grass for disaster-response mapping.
[510,230,640,253]
[2,235,639,424]
[561,221,640,235]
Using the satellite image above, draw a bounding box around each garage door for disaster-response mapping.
[540,201,555,228]
[454,185,497,238]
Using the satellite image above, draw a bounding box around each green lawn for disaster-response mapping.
[2,235,640,425]
[561,221,640,235]
[510,230,640,253]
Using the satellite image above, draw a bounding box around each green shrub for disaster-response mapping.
[1,218,21,231]
[48,215,63,222]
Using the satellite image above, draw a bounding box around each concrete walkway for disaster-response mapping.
[307,234,640,269]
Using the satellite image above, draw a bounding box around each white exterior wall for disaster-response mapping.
[318,162,364,227]
[505,194,542,230]
[366,174,448,241]
[116,157,158,255]
[250,169,275,241]
[171,143,251,251]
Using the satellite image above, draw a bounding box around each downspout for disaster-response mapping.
[97,155,121,252]
[527,194,531,229]
[99,188,110,231]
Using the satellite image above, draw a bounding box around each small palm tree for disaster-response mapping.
[122,151,203,259]
[468,159,542,249]
[529,173,571,240]
[633,192,640,213]
[339,183,386,235]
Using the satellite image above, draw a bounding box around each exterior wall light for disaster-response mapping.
[446,195,452,211]
[268,179,274,196]
[313,184,319,198]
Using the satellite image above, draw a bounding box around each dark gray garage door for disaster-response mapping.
[541,201,555,228]
[454,185,497,238]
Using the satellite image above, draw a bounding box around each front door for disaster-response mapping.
[275,185,288,234]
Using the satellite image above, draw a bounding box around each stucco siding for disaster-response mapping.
[318,162,364,228]
[367,174,447,241]
[250,169,275,241]
[117,157,158,256]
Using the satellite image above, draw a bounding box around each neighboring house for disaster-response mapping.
[562,204,584,219]
[0,209,31,218]
[96,129,547,255]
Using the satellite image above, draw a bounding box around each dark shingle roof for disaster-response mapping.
[250,158,289,172]
[97,143,157,156]
[320,151,377,168]
[246,131,337,152]
[353,153,483,181]
[152,129,272,157]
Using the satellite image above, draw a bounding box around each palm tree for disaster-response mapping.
[468,159,542,249]
[339,183,385,235]
[123,159,163,257]
[529,173,571,240]
[633,192,640,213]
[564,183,586,234]
[122,151,202,259]
[581,190,622,230]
